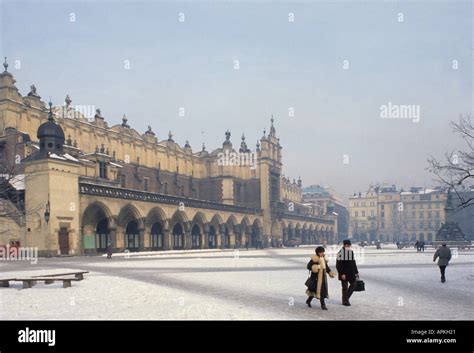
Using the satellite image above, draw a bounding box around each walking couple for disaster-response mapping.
[305,239,359,310]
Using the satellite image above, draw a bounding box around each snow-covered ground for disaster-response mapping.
[0,245,473,320]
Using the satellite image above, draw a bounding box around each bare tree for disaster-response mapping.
[428,113,474,209]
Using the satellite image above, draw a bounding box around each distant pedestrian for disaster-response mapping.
[106,242,113,259]
[433,243,452,283]
[415,240,420,252]
[420,241,425,252]
[305,246,336,310]
[336,239,359,306]
[245,241,249,250]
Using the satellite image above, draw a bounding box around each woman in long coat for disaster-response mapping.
[305,246,336,310]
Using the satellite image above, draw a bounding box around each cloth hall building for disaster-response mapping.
[0,60,336,256]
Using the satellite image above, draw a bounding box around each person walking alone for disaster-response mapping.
[106,242,113,259]
[336,239,359,306]
[433,243,452,283]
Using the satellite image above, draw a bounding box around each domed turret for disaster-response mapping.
[37,100,65,156]
[327,201,335,214]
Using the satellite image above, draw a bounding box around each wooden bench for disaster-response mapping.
[0,278,16,287]
[16,277,81,289]
[0,271,88,289]
[32,271,89,281]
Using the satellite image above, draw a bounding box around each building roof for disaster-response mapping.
[302,184,330,196]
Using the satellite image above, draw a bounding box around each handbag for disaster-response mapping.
[354,279,365,292]
[305,271,316,292]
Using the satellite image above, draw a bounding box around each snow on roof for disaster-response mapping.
[49,153,79,162]
[1,174,25,190]
[110,162,123,168]
[400,188,437,195]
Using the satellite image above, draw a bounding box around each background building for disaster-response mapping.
[349,185,448,242]
[302,185,348,241]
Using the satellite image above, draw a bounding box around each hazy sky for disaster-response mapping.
[1,0,472,198]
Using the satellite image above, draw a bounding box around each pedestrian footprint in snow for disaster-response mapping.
[305,246,336,310]
[433,243,452,283]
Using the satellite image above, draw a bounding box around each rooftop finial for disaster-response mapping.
[168,130,174,142]
[202,142,206,151]
[3,57,8,72]
[241,133,245,141]
[65,94,72,107]
[48,99,54,122]
[269,115,276,136]
[121,114,129,128]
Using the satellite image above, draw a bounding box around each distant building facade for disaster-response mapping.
[349,185,447,242]
[302,185,348,241]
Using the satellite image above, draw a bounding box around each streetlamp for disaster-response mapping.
[44,201,50,223]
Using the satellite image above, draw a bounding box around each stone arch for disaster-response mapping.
[240,217,251,247]
[81,202,114,253]
[225,215,238,248]
[191,212,207,249]
[146,207,167,250]
[118,204,144,252]
[171,210,189,250]
[208,214,223,249]
[251,218,263,248]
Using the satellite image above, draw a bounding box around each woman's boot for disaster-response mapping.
[320,298,328,310]
[306,296,313,307]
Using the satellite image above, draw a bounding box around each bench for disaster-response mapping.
[16,277,81,289]
[0,271,88,289]
[0,278,16,287]
[32,271,89,281]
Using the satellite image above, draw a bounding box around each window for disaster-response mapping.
[120,174,126,188]
[380,205,384,210]
[370,210,375,217]
[144,177,149,192]
[355,211,359,217]
[99,161,107,179]
[381,222,385,229]
[361,211,366,217]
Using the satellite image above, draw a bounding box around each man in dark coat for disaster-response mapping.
[433,243,452,283]
[336,239,359,306]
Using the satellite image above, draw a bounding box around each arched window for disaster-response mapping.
[150,222,163,250]
[208,226,217,249]
[96,218,109,252]
[173,223,184,250]
[191,224,200,249]
[125,220,140,251]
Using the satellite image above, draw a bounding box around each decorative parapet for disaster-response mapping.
[79,182,262,215]
[282,212,334,225]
